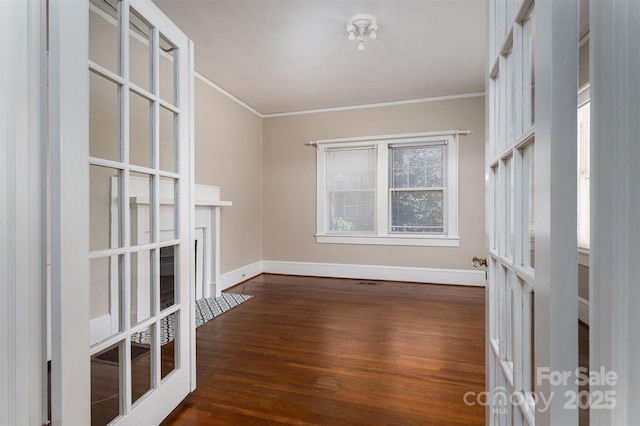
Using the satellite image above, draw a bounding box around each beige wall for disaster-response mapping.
[194,77,263,273]
[579,39,590,89]
[262,97,486,271]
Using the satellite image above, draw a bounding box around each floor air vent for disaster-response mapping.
[357,281,378,286]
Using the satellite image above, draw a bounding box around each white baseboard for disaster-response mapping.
[578,296,590,325]
[262,260,485,287]
[219,261,264,291]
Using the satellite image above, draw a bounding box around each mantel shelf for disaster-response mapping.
[195,200,232,207]
[130,196,232,207]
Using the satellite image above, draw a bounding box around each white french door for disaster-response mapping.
[49,0,194,424]
[486,3,537,423]
[486,0,578,424]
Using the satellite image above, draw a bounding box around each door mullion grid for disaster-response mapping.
[119,0,134,416]
[514,147,524,268]
[513,23,524,140]
[499,57,507,153]
[521,15,533,135]
[489,0,538,423]
[150,23,164,390]
[512,276,524,397]
[489,165,496,252]
[521,283,534,419]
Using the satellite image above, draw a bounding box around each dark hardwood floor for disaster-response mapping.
[579,321,589,426]
[162,274,486,425]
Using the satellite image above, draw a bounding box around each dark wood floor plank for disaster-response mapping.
[162,274,486,425]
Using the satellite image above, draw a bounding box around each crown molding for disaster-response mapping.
[193,72,485,120]
[262,92,486,118]
[194,71,264,118]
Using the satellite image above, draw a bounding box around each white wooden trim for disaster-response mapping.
[194,71,263,117]
[187,37,197,393]
[315,235,460,247]
[578,249,589,267]
[219,261,265,291]
[533,0,579,423]
[311,130,471,146]
[195,71,485,119]
[590,1,640,423]
[48,0,91,423]
[264,92,486,118]
[262,261,486,287]
[0,1,46,423]
[316,134,459,245]
[218,261,485,289]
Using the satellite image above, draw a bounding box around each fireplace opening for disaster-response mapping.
[159,246,175,310]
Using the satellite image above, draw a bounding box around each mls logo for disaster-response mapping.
[492,407,508,415]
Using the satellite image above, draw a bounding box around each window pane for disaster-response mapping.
[492,166,499,250]
[504,156,514,258]
[390,144,447,234]
[159,34,177,105]
[89,0,118,75]
[159,177,177,242]
[131,324,153,405]
[160,312,178,380]
[391,145,445,188]
[90,72,119,161]
[159,106,176,172]
[90,256,122,345]
[327,191,375,232]
[326,148,376,232]
[160,245,176,310]
[390,190,444,233]
[130,91,151,168]
[90,165,121,251]
[129,8,152,92]
[91,341,122,425]
[131,249,153,326]
[522,143,535,269]
[577,102,590,249]
[129,172,152,246]
[326,148,376,191]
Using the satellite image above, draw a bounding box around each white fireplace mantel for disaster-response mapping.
[193,184,232,299]
[127,179,232,299]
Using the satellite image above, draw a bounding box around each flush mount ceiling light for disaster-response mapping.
[346,13,378,51]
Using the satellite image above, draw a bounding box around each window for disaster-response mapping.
[577,87,590,250]
[390,143,446,233]
[325,147,376,233]
[316,132,459,247]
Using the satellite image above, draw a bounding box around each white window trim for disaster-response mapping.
[315,131,460,247]
[577,83,590,256]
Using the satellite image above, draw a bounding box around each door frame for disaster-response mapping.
[589,0,640,422]
[0,0,47,424]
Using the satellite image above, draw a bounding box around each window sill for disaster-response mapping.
[315,234,460,247]
[578,248,590,267]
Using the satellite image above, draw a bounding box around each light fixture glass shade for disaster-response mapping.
[346,13,377,51]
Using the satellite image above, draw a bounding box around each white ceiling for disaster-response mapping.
[153,0,487,115]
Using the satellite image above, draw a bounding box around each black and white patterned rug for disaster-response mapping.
[131,293,252,345]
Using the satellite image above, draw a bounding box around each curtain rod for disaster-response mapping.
[304,130,473,146]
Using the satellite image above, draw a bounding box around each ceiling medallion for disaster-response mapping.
[346,13,378,51]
